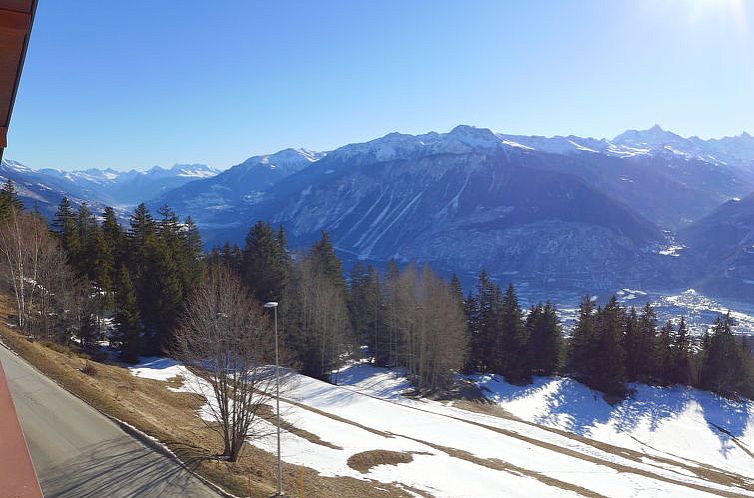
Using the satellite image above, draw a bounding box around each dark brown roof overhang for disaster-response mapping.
[0,0,37,161]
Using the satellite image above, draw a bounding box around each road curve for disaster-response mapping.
[0,345,221,498]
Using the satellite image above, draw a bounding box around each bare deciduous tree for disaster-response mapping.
[0,209,81,339]
[283,255,352,380]
[171,264,278,462]
[383,264,468,391]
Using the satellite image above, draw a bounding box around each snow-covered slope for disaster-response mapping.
[131,360,754,498]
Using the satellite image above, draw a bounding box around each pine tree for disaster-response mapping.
[114,265,141,363]
[76,203,97,250]
[637,303,659,383]
[623,307,641,381]
[656,321,674,385]
[53,197,81,262]
[528,302,562,376]
[101,206,124,266]
[671,316,693,385]
[592,297,627,398]
[309,231,346,295]
[127,203,157,279]
[86,224,115,310]
[699,313,745,396]
[179,216,204,294]
[128,203,157,251]
[567,295,596,379]
[241,221,289,304]
[139,235,183,354]
[470,270,502,373]
[499,283,529,383]
[0,178,23,220]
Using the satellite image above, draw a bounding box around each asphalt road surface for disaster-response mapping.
[0,345,221,498]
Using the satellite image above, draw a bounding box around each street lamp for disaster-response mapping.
[264,301,285,497]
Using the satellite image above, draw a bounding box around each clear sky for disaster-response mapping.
[5,0,754,170]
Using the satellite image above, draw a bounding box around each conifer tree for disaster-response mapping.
[528,302,562,376]
[592,297,627,397]
[568,296,596,378]
[101,206,124,266]
[86,224,115,311]
[241,221,289,304]
[53,197,81,261]
[499,283,529,383]
[637,303,659,382]
[126,203,157,282]
[623,307,641,381]
[699,313,745,396]
[139,236,183,354]
[470,270,502,373]
[310,231,346,296]
[114,265,141,363]
[656,321,674,385]
[671,316,693,385]
[76,203,96,250]
[0,178,23,220]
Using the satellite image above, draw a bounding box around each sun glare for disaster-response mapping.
[688,0,749,36]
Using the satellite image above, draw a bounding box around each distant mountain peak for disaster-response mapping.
[242,148,323,172]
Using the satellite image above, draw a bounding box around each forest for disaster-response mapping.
[0,179,751,402]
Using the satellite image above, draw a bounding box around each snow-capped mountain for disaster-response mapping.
[39,163,220,206]
[159,124,754,296]
[0,159,108,218]
[148,148,323,222]
[613,125,754,169]
[6,124,754,299]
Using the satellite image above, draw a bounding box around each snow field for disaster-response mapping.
[130,360,754,498]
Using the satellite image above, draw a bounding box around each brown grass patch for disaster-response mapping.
[347,450,413,473]
[257,403,342,450]
[0,295,412,498]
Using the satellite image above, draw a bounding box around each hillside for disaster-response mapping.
[679,194,754,300]
[242,147,669,291]
[131,360,754,498]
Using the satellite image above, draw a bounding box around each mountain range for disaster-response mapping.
[5,125,754,299]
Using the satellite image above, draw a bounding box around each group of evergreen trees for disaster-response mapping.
[567,297,754,399]
[463,271,562,384]
[460,276,753,400]
[52,199,204,360]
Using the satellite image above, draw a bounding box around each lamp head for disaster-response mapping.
[264,302,279,308]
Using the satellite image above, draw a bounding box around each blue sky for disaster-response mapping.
[5,0,754,170]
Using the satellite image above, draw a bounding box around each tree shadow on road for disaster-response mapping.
[39,436,216,498]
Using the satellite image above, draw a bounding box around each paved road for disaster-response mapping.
[0,345,221,498]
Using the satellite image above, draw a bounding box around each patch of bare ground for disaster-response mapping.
[0,296,412,498]
[347,450,414,473]
[281,394,393,438]
[257,403,342,450]
[399,435,606,498]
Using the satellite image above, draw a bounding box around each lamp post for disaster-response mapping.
[264,301,285,497]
